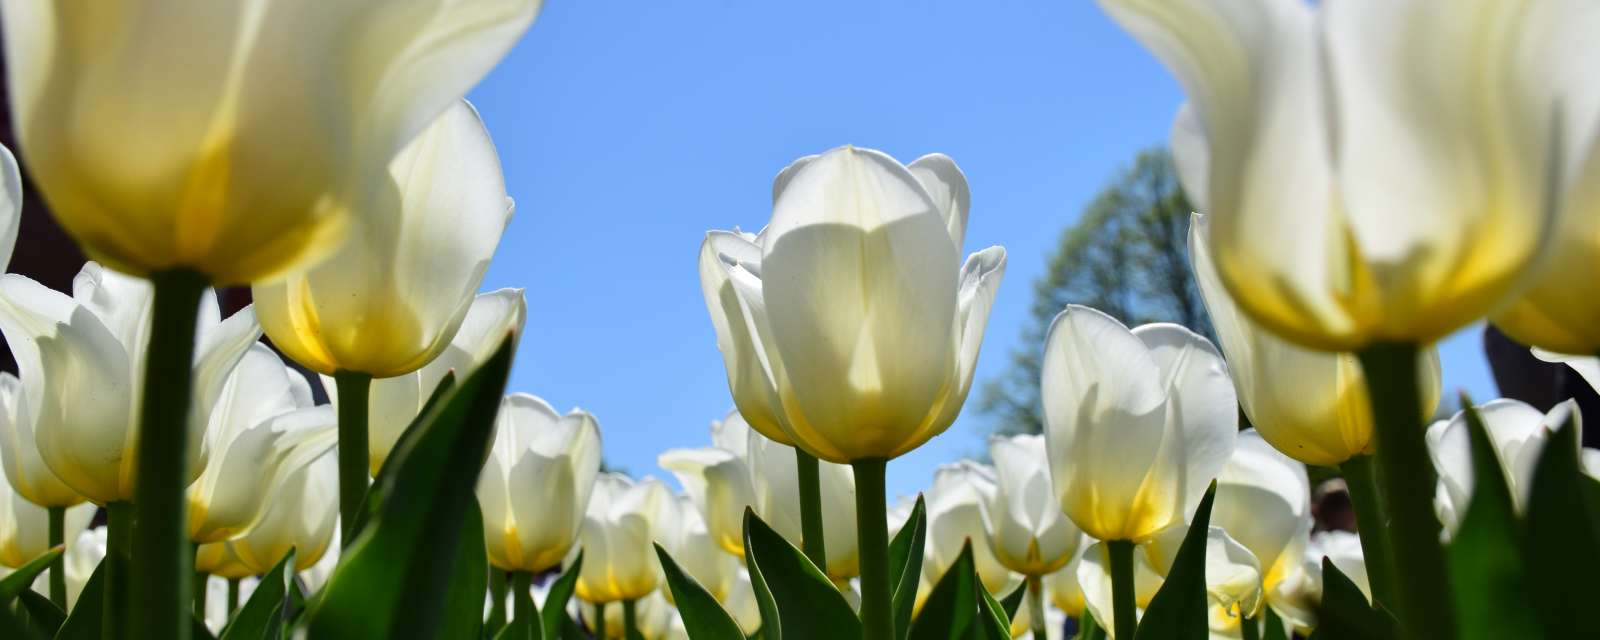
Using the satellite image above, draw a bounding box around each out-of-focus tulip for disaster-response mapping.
[983,434,1082,576]
[704,146,1005,462]
[1210,432,1313,627]
[0,475,93,568]
[299,528,341,595]
[1147,527,1264,632]
[658,411,759,557]
[1045,539,1092,618]
[0,263,260,504]
[254,100,513,377]
[230,445,338,574]
[1428,399,1600,535]
[586,589,679,640]
[478,394,601,574]
[0,373,83,508]
[923,462,1019,596]
[1190,215,1443,466]
[1265,529,1371,635]
[62,526,105,609]
[657,493,758,631]
[1078,541,1164,636]
[195,541,255,580]
[0,144,20,271]
[201,573,259,634]
[188,345,335,543]
[1102,0,1579,351]
[1041,305,1236,542]
[0,0,540,285]
[574,474,675,604]
[328,289,526,474]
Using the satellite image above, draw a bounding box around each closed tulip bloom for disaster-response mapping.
[1103,0,1579,350]
[194,541,255,580]
[231,445,338,574]
[477,394,601,573]
[709,146,1006,462]
[330,289,526,474]
[1427,399,1600,535]
[188,345,336,543]
[923,462,1018,595]
[1041,305,1237,542]
[1078,541,1164,634]
[744,419,858,578]
[0,0,540,284]
[983,434,1082,576]
[0,475,93,568]
[1191,214,1443,466]
[0,373,83,508]
[658,410,759,557]
[62,527,105,609]
[0,263,260,504]
[1045,539,1093,618]
[254,100,513,376]
[657,494,748,618]
[575,474,675,603]
[698,231,791,446]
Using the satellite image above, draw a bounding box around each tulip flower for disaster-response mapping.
[586,589,681,640]
[982,434,1082,637]
[1428,399,1600,536]
[478,393,601,574]
[575,474,675,605]
[0,470,93,606]
[230,445,339,575]
[0,143,20,272]
[198,569,259,633]
[1045,539,1092,619]
[62,527,105,610]
[656,494,760,633]
[188,345,336,543]
[1077,541,1164,637]
[0,373,87,511]
[194,542,255,581]
[923,462,1019,597]
[657,412,760,558]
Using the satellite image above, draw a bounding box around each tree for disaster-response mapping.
[978,148,1211,436]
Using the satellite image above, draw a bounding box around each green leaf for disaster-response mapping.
[975,584,1012,640]
[350,370,459,538]
[1261,607,1288,640]
[656,544,744,640]
[440,501,488,640]
[541,553,583,640]
[998,583,1026,621]
[16,590,63,636]
[907,541,979,640]
[306,338,514,639]
[0,546,61,602]
[887,495,926,638]
[1077,609,1104,640]
[219,548,295,640]
[1307,559,1397,640]
[1523,409,1600,639]
[1445,402,1544,639]
[1133,484,1215,640]
[53,557,104,640]
[742,508,860,640]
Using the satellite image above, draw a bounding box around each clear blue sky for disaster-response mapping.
[465,1,1498,499]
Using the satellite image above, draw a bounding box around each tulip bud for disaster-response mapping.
[923,461,1019,596]
[0,476,93,569]
[0,0,540,284]
[574,474,675,603]
[982,434,1082,576]
[230,445,338,574]
[477,394,601,573]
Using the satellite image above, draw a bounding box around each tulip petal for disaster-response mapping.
[0,145,19,271]
[1169,104,1209,211]
[1131,323,1237,522]
[925,246,1007,441]
[0,373,81,508]
[907,153,971,249]
[1211,431,1309,581]
[699,232,790,445]
[658,447,756,559]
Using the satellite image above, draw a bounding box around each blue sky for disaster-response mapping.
[465,1,1498,499]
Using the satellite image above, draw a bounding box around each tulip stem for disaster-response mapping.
[48,505,65,608]
[193,571,208,619]
[1357,342,1455,639]
[130,269,207,640]
[1106,540,1137,640]
[1240,614,1260,640]
[487,570,508,633]
[1338,453,1397,609]
[794,448,828,571]
[623,599,638,639]
[1078,610,1102,640]
[334,370,373,544]
[104,501,133,640]
[512,572,535,638]
[593,602,607,639]
[227,578,240,616]
[852,458,892,640]
[1026,574,1047,637]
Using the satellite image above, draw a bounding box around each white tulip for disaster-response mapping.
[254,100,514,378]
[1077,541,1164,638]
[478,394,601,574]
[1103,0,1583,350]
[0,0,540,284]
[1044,538,1093,618]
[587,588,679,640]
[0,372,83,508]
[1428,399,1600,536]
[230,444,339,574]
[0,263,260,504]
[923,461,1019,596]
[0,473,93,568]
[657,494,753,623]
[188,344,335,543]
[704,146,1005,462]
[0,143,19,272]
[1041,305,1237,542]
[1266,529,1372,634]
[326,289,527,475]
[657,411,759,557]
[194,541,255,580]
[574,474,676,604]
[62,526,105,610]
[1210,431,1313,630]
[983,434,1082,576]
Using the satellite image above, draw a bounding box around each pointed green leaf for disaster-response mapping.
[1446,401,1544,639]
[53,557,104,640]
[1077,609,1104,640]
[1307,559,1397,640]
[0,546,61,602]
[742,508,860,640]
[907,541,979,640]
[307,338,514,639]
[1523,410,1600,638]
[219,548,295,640]
[1133,484,1215,640]
[541,553,583,640]
[998,582,1026,622]
[16,590,63,636]
[439,501,488,640]
[350,370,459,538]
[1261,607,1288,640]
[976,583,1012,640]
[656,544,743,640]
[888,495,927,637]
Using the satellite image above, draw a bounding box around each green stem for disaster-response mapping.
[852,459,892,640]
[1240,614,1260,640]
[193,571,208,619]
[334,370,373,544]
[104,501,132,640]
[794,448,828,572]
[1106,540,1137,640]
[131,269,206,640]
[1339,454,1397,610]
[1026,574,1047,637]
[1357,343,1456,639]
[512,572,535,639]
[1078,609,1102,640]
[594,602,607,639]
[487,569,508,634]
[48,505,65,608]
[623,599,638,639]
[227,578,240,616]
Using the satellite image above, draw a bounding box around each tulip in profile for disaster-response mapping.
[477,393,601,574]
[1428,399,1600,536]
[982,434,1083,637]
[923,461,1019,598]
[574,474,675,605]
[0,471,93,605]
[229,447,339,575]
